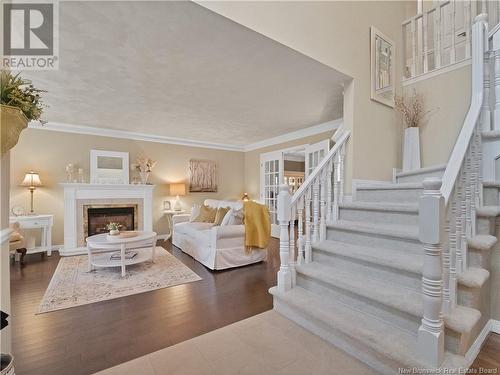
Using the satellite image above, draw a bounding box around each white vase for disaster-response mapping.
[109,229,119,236]
[402,127,421,172]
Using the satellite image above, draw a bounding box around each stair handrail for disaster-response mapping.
[291,130,350,206]
[275,128,350,293]
[417,14,489,367]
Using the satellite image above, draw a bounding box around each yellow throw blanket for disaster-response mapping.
[244,201,271,254]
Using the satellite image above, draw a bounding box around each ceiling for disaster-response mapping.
[25,1,348,147]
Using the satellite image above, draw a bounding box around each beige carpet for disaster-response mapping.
[37,247,201,314]
[94,310,378,375]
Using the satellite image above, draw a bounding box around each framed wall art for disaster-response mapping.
[370,26,395,107]
[188,159,217,192]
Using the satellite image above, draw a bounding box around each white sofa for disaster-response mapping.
[172,199,267,270]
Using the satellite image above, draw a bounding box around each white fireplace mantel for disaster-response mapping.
[61,183,154,256]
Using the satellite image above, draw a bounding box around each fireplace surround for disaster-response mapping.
[61,183,154,256]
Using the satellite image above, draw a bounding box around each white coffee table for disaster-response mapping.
[86,231,157,277]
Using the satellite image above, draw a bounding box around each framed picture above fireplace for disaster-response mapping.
[90,150,129,184]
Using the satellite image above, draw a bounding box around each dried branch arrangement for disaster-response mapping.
[394,89,432,128]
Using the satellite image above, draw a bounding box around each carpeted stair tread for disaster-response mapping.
[457,267,490,288]
[297,262,422,318]
[296,262,481,334]
[327,220,419,240]
[270,286,467,371]
[356,182,423,190]
[313,240,423,274]
[339,201,419,213]
[476,206,500,217]
[443,305,481,335]
[467,235,497,251]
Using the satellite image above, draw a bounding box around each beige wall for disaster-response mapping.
[1,151,12,354]
[244,131,333,200]
[199,1,416,189]
[10,129,245,245]
[403,65,471,167]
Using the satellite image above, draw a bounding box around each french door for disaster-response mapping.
[260,151,283,232]
[305,139,330,178]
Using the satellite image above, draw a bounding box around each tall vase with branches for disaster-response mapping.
[395,89,432,171]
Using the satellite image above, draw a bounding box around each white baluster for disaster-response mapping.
[320,168,327,241]
[297,197,304,266]
[332,155,340,222]
[455,176,464,274]
[449,189,458,309]
[289,205,296,286]
[305,187,312,263]
[450,1,456,64]
[411,18,417,77]
[339,144,346,203]
[465,148,473,241]
[480,53,491,131]
[493,50,500,130]
[326,160,333,223]
[461,165,468,273]
[435,5,442,70]
[418,178,445,367]
[277,184,292,292]
[443,213,451,314]
[313,178,320,242]
[465,0,472,59]
[423,12,429,74]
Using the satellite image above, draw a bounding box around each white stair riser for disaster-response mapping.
[468,248,491,270]
[339,207,418,226]
[396,169,445,184]
[457,285,482,311]
[272,299,402,375]
[296,273,420,335]
[477,217,495,236]
[483,187,499,206]
[355,188,423,203]
[326,227,421,253]
[312,250,422,291]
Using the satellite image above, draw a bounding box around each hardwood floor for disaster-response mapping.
[471,333,500,371]
[10,239,500,374]
[10,240,280,375]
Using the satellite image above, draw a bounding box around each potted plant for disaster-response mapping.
[0,70,45,154]
[1,311,14,375]
[395,89,432,172]
[106,222,122,236]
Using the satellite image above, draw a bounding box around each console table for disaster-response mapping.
[9,214,54,256]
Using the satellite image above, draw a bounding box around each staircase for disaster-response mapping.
[270,14,499,374]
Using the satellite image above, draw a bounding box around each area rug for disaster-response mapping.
[37,247,202,314]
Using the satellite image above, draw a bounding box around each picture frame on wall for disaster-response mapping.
[163,200,171,210]
[370,26,395,108]
[90,150,129,184]
[188,159,217,192]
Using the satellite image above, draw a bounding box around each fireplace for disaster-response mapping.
[86,206,136,237]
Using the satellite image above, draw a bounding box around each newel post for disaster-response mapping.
[277,184,292,292]
[418,178,445,367]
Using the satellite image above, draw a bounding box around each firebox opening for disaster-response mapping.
[87,207,135,237]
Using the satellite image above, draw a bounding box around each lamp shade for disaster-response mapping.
[21,171,42,187]
[169,183,186,196]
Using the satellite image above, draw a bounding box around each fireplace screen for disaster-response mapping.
[87,207,135,237]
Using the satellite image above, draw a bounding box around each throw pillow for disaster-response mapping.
[193,204,217,223]
[190,205,201,222]
[222,209,244,226]
[214,207,230,226]
[220,209,233,226]
[9,232,23,243]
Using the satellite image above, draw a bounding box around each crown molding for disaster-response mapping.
[29,118,342,153]
[243,118,342,152]
[29,121,245,151]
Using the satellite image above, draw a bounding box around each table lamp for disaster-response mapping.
[21,171,42,214]
[170,183,186,211]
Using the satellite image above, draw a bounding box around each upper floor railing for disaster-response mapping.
[401,1,500,81]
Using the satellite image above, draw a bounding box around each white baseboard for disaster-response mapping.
[343,195,353,204]
[465,319,500,368]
